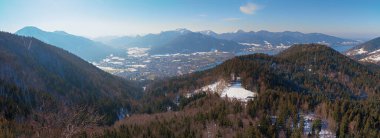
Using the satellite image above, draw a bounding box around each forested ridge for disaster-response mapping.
[99,44,380,137]
[139,44,379,112]
[0,32,142,137]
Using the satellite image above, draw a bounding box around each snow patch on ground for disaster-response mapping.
[96,66,138,73]
[347,48,368,56]
[111,56,125,61]
[126,68,137,72]
[240,43,261,47]
[360,53,380,62]
[369,48,380,55]
[317,41,330,46]
[356,48,368,54]
[302,113,336,137]
[101,54,125,64]
[128,65,146,68]
[276,43,291,49]
[152,51,229,57]
[97,66,117,71]
[127,47,150,57]
[192,80,257,102]
[194,80,227,93]
[220,82,257,102]
[108,61,123,65]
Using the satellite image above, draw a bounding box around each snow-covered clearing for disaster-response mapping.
[347,48,368,56]
[220,82,257,102]
[127,47,150,57]
[239,43,261,47]
[192,80,257,102]
[369,48,380,54]
[360,54,380,62]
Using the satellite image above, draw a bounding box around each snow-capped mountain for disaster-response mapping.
[346,37,380,64]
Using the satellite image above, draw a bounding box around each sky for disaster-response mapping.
[0,0,379,40]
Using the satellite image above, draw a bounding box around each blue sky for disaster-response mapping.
[0,0,379,39]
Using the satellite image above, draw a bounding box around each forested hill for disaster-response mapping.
[144,44,379,107]
[0,32,142,129]
[346,37,380,64]
[104,44,379,137]
[139,43,379,114]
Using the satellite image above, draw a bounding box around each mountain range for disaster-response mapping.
[148,30,245,54]
[15,27,359,58]
[15,26,118,61]
[201,30,358,46]
[99,28,245,54]
[99,28,358,54]
[346,37,380,64]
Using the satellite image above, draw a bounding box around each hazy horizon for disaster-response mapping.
[16,26,374,41]
[1,0,380,40]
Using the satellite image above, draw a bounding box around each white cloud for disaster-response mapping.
[240,2,259,15]
[223,18,241,22]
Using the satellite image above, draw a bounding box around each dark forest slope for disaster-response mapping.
[0,32,142,126]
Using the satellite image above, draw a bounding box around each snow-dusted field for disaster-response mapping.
[127,47,150,57]
[360,54,380,62]
[346,48,368,56]
[194,80,226,93]
[220,82,257,102]
[192,80,257,102]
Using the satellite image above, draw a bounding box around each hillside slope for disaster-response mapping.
[104,44,380,138]
[142,44,379,112]
[0,32,142,126]
[346,37,380,64]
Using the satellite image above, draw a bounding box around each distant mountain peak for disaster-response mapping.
[234,29,245,33]
[53,30,69,35]
[19,26,42,31]
[199,30,218,36]
[174,28,192,34]
[256,30,271,33]
[283,31,303,34]
[17,27,70,36]
[16,26,45,34]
